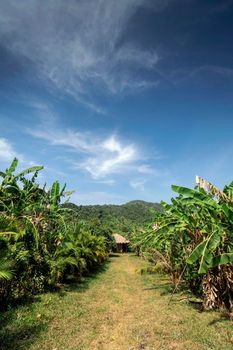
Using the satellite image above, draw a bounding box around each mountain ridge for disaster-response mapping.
[65,200,162,231]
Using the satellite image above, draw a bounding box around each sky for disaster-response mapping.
[1,0,233,205]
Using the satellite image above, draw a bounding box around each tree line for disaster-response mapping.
[66,200,162,241]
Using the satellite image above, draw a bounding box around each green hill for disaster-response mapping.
[64,200,162,237]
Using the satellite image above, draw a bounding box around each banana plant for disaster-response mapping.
[0,236,14,281]
[0,158,43,187]
[0,158,108,307]
[0,256,14,280]
[134,180,233,310]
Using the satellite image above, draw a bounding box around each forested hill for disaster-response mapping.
[65,200,162,236]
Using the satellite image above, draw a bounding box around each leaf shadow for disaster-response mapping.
[0,317,46,350]
[0,260,110,349]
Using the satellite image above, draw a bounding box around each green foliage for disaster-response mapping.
[64,200,162,242]
[0,159,108,308]
[132,182,233,310]
[0,249,14,281]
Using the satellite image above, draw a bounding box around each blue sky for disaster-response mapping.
[1,0,233,204]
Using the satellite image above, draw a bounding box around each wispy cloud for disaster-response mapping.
[0,138,22,163]
[137,164,157,175]
[0,138,39,171]
[82,135,138,178]
[170,65,233,86]
[25,100,168,182]
[129,179,146,191]
[0,1,170,111]
[29,123,140,178]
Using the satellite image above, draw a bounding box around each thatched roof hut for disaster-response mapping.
[113,234,130,253]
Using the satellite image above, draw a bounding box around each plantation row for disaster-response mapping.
[0,159,109,308]
[132,182,233,311]
[2,157,233,314]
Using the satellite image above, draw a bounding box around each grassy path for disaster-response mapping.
[1,254,233,350]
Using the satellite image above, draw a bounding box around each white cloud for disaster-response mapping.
[138,164,156,174]
[0,138,22,163]
[137,164,169,178]
[0,0,169,110]
[170,65,233,86]
[115,46,159,69]
[26,104,166,182]
[29,124,139,178]
[103,135,122,152]
[30,127,98,154]
[81,138,137,178]
[0,138,39,173]
[129,179,146,191]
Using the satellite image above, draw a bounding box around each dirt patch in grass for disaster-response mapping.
[1,254,233,350]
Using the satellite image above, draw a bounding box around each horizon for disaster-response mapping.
[1,1,233,205]
[66,199,162,206]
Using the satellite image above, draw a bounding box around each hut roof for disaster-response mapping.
[113,233,130,244]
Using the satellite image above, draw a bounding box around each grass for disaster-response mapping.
[0,254,233,350]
